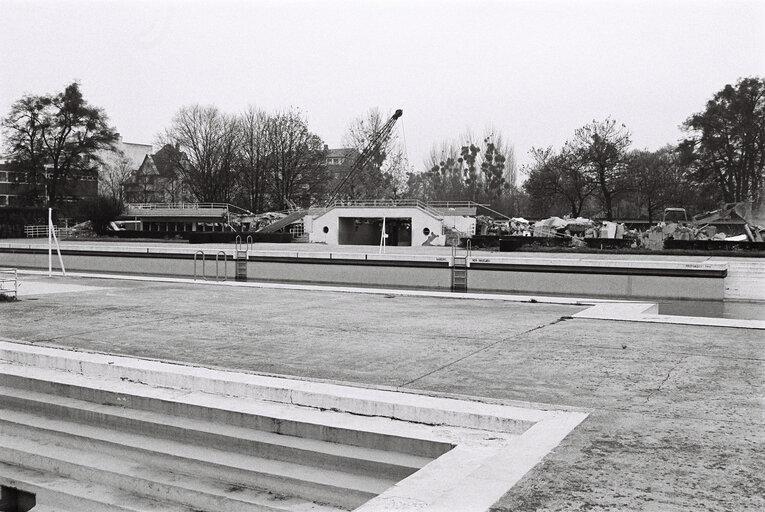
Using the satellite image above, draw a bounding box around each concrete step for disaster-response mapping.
[0,373,451,458]
[0,401,417,487]
[0,461,195,512]
[0,420,348,511]
[0,432,379,510]
[0,386,428,482]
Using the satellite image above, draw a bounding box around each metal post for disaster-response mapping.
[194,251,206,281]
[48,208,52,277]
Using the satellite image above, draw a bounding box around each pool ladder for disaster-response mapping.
[235,235,253,282]
[451,240,471,292]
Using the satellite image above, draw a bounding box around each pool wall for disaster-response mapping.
[0,245,727,300]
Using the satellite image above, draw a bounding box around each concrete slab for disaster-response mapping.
[0,273,762,511]
[16,280,110,297]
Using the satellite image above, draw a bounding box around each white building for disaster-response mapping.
[307,200,476,247]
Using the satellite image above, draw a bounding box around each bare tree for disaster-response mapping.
[342,108,408,199]
[567,118,631,220]
[264,109,328,210]
[99,151,135,204]
[237,107,270,212]
[160,105,239,203]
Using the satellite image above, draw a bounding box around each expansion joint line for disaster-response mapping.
[399,317,568,388]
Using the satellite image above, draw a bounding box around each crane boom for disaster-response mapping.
[324,109,403,206]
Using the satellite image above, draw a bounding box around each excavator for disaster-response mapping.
[659,202,764,243]
[258,109,403,234]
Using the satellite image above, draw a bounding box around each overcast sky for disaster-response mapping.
[1,0,764,177]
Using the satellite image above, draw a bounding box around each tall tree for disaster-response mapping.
[160,105,239,203]
[237,106,270,212]
[567,118,631,220]
[264,109,328,210]
[680,76,765,208]
[1,82,119,207]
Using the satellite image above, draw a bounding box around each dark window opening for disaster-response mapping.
[338,217,412,246]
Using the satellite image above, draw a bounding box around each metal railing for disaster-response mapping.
[426,201,487,208]
[24,225,73,238]
[126,202,256,216]
[327,199,443,218]
[193,250,228,281]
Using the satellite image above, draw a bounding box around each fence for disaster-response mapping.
[24,225,73,238]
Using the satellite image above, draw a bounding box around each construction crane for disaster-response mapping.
[324,108,403,206]
[257,109,403,234]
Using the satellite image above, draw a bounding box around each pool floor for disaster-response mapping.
[658,300,764,321]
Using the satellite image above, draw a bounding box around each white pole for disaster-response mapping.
[48,208,52,277]
[379,216,387,254]
[51,224,66,276]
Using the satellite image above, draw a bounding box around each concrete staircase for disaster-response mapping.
[0,367,444,511]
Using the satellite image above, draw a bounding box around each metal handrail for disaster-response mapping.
[234,235,254,253]
[215,251,227,281]
[327,199,443,218]
[193,251,206,281]
[126,202,256,216]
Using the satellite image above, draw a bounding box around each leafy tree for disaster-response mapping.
[160,105,239,203]
[680,76,765,208]
[567,118,631,220]
[1,82,119,207]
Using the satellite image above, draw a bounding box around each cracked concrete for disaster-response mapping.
[1,274,763,511]
[644,355,688,404]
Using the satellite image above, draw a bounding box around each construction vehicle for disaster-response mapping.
[655,202,764,244]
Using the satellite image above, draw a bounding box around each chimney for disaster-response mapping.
[324,144,329,151]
